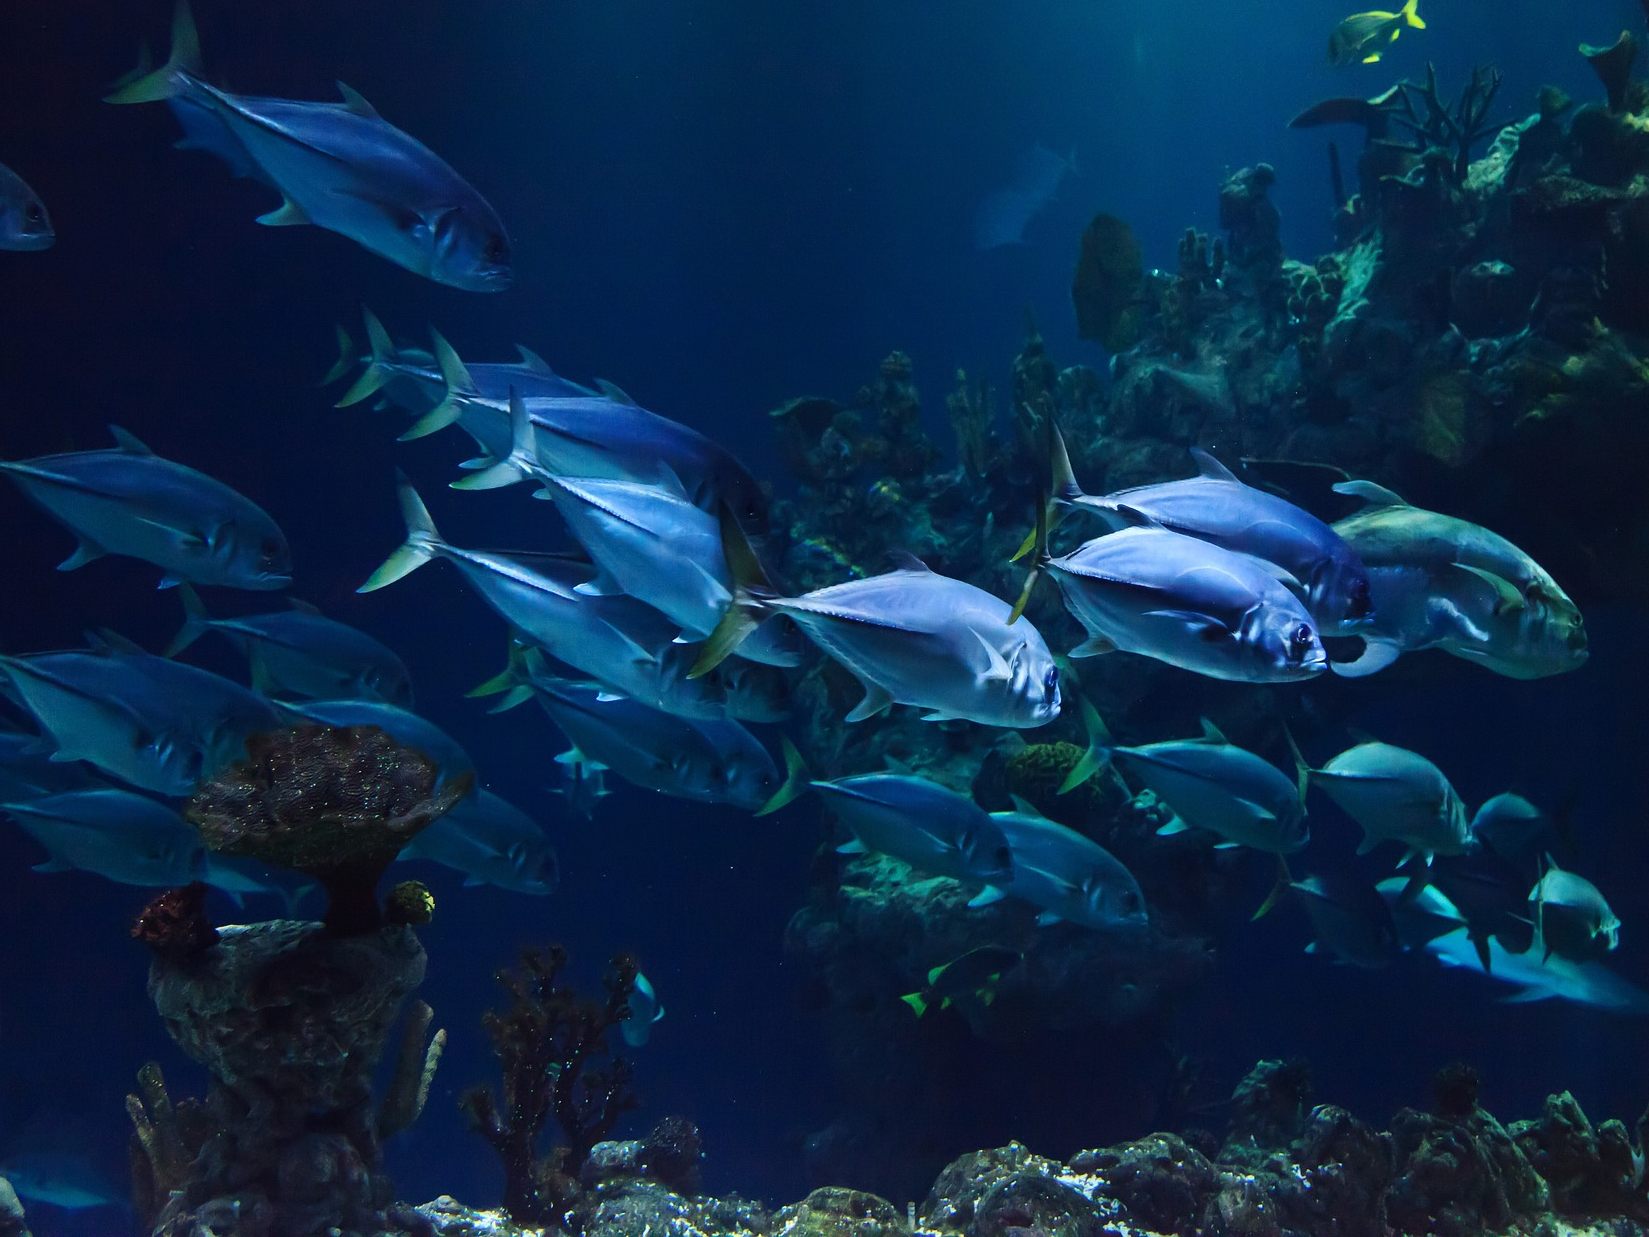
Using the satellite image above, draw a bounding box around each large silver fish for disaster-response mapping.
[698,541,1060,728]
[0,637,280,795]
[1329,481,1586,679]
[991,798,1148,931]
[1038,424,1373,627]
[1530,858,1620,963]
[1292,874,1402,968]
[0,160,53,250]
[168,585,412,706]
[2,788,203,888]
[0,426,290,590]
[1037,521,1326,683]
[359,479,786,718]
[813,773,1014,894]
[400,788,559,896]
[443,374,769,534]
[528,674,804,812]
[106,3,511,291]
[1307,740,1471,861]
[1065,703,1308,856]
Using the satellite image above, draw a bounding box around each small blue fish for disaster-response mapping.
[1307,740,1471,862]
[0,161,53,250]
[0,636,281,795]
[812,773,1014,894]
[107,3,511,291]
[991,799,1147,931]
[0,426,290,590]
[401,788,559,896]
[169,585,413,706]
[622,971,666,1048]
[2,788,203,888]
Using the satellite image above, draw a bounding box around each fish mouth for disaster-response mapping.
[8,229,54,251]
[469,265,515,292]
[258,572,295,589]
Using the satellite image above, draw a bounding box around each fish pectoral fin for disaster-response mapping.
[845,681,894,723]
[1144,609,1232,642]
[1426,597,1490,643]
[971,628,1013,681]
[920,710,965,723]
[57,540,106,572]
[1070,634,1117,657]
[967,885,1007,908]
[573,573,628,597]
[1035,911,1064,927]
[1155,816,1192,836]
[836,838,870,855]
[1452,563,1526,614]
[256,197,311,227]
[1331,637,1401,678]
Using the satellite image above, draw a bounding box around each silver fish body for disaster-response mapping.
[1329,482,1585,679]
[991,806,1148,930]
[768,563,1060,727]
[1292,874,1401,968]
[0,730,103,802]
[1309,741,1471,860]
[621,972,665,1048]
[1049,526,1326,683]
[812,774,1014,888]
[0,427,290,589]
[401,788,559,896]
[2,788,204,887]
[0,160,53,250]
[1530,861,1620,962]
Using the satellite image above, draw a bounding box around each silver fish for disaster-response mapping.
[813,773,1014,893]
[1041,521,1326,683]
[1417,908,1649,1014]
[400,788,559,896]
[0,636,281,795]
[548,757,612,821]
[1292,873,1401,968]
[529,675,804,812]
[1307,740,1471,861]
[107,3,511,291]
[699,549,1060,728]
[621,972,665,1048]
[1530,858,1620,962]
[168,585,412,706]
[0,161,53,250]
[1066,703,1308,856]
[281,698,474,788]
[1041,425,1373,627]
[0,1153,123,1212]
[0,426,290,589]
[991,798,1148,931]
[1329,481,1586,679]
[2,788,203,888]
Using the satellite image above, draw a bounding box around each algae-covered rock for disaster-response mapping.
[1072,213,1146,352]
[771,1186,907,1236]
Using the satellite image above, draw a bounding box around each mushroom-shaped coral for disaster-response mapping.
[185,725,471,935]
[1582,31,1639,113]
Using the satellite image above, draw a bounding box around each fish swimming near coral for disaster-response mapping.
[106,1,512,290]
[697,528,1061,728]
[991,797,1148,931]
[168,585,413,707]
[973,143,1076,250]
[0,636,281,796]
[527,673,805,812]
[1,787,204,888]
[1306,740,1471,862]
[1529,857,1620,963]
[399,788,559,896]
[621,971,666,1047]
[901,945,1023,1017]
[0,426,291,590]
[1329,480,1586,679]
[812,773,1014,894]
[1031,424,1373,628]
[1327,0,1425,67]
[0,1150,125,1212]
[0,160,53,250]
[1419,914,1649,1015]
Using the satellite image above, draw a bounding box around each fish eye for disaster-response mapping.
[1042,666,1059,695]
[1347,577,1372,618]
[483,232,509,264]
[1290,623,1315,653]
[24,203,43,224]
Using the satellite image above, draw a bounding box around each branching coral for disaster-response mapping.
[944,368,994,480]
[1379,63,1506,184]
[461,946,641,1227]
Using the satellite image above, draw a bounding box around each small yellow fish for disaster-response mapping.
[1328,0,1425,66]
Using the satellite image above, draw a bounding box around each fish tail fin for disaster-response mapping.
[688,505,776,679]
[358,472,443,592]
[319,323,357,388]
[1251,855,1292,921]
[467,643,535,711]
[1059,693,1113,794]
[1282,722,1310,805]
[104,0,200,103]
[450,388,535,489]
[1401,0,1425,28]
[755,736,809,817]
[164,583,213,657]
[1009,415,1067,620]
[397,327,474,443]
[334,308,399,406]
[900,992,928,1018]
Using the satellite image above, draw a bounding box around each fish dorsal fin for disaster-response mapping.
[886,550,931,573]
[86,627,145,655]
[108,425,153,455]
[288,598,321,616]
[1109,502,1163,531]
[1008,793,1042,817]
[1189,447,1240,484]
[652,462,690,500]
[596,378,638,406]
[1332,479,1408,507]
[514,344,555,375]
[1198,717,1229,744]
[882,753,915,775]
[335,81,381,118]
[926,961,948,985]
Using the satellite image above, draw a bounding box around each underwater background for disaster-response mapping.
[2,2,1648,1234]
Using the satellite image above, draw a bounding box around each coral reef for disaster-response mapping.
[460,946,642,1228]
[132,882,220,960]
[185,724,471,934]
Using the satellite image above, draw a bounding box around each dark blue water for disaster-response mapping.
[1,2,1645,1231]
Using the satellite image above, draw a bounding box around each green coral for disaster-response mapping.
[1003,742,1114,822]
